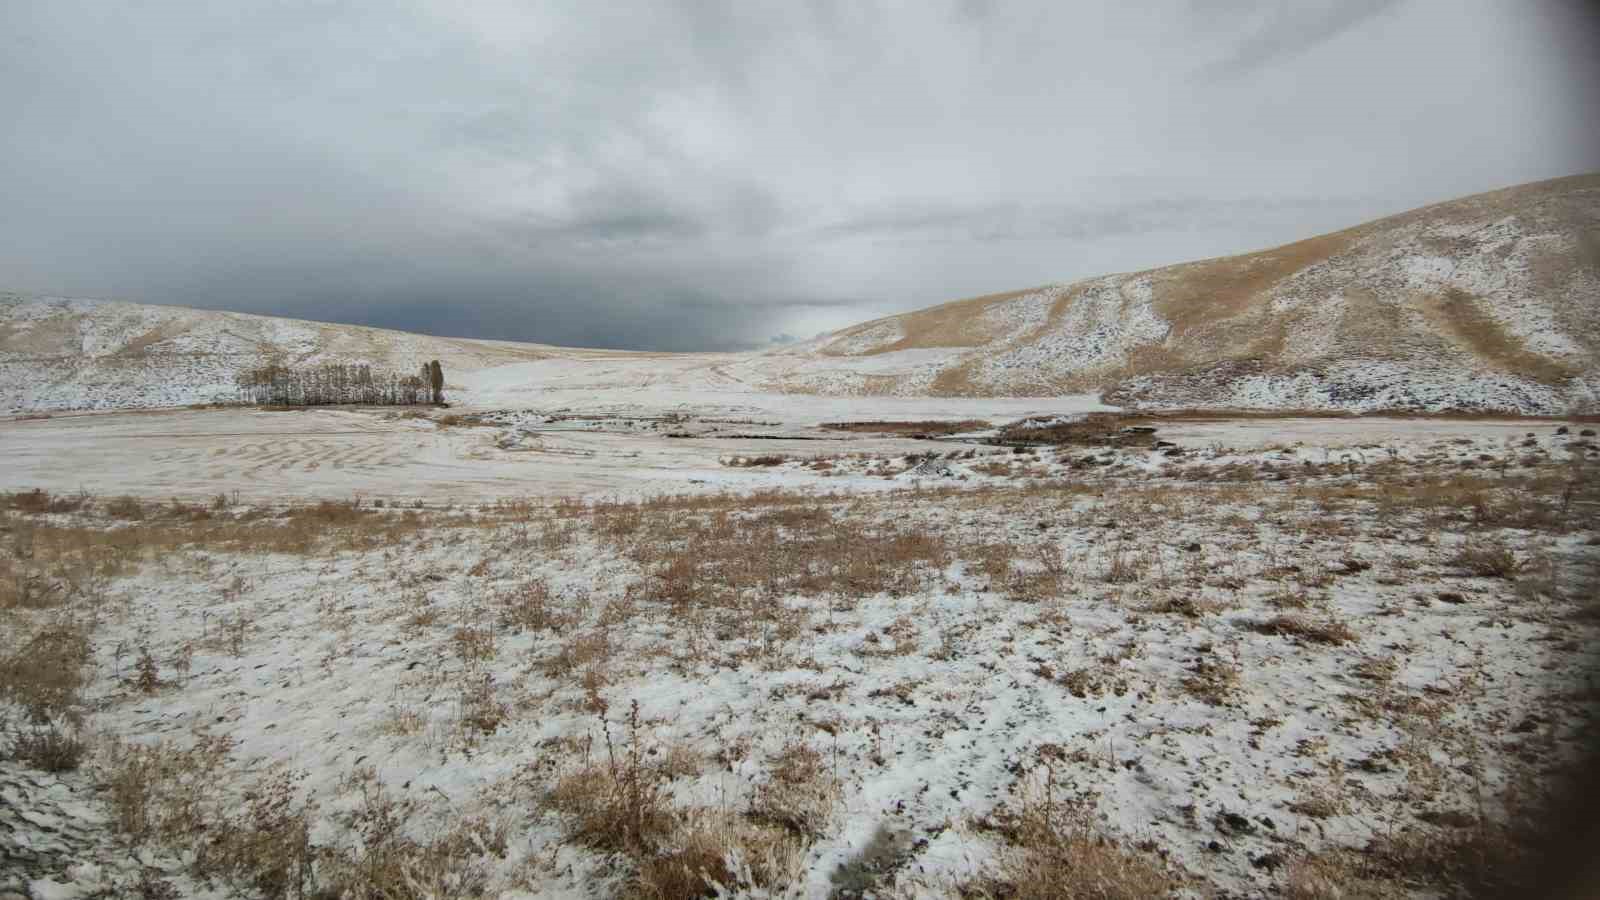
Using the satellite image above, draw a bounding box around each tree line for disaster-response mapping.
[235,360,445,406]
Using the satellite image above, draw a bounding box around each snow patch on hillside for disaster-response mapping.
[1113,360,1574,414]
[978,288,1054,337]
[969,279,1169,390]
[825,320,905,356]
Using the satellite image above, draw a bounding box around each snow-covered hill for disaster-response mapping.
[0,296,559,412]
[791,173,1600,413]
[5,174,1598,415]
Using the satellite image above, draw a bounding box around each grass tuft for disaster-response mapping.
[970,769,1178,899]
[1250,614,1357,645]
[1448,539,1524,578]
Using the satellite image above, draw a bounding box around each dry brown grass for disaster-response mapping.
[1278,850,1398,900]
[454,675,508,742]
[1249,614,1357,645]
[452,623,497,664]
[106,494,147,520]
[820,419,990,436]
[749,739,842,841]
[820,286,1042,356]
[1,497,433,568]
[543,703,678,855]
[376,705,427,738]
[632,824,740,899]
[721,454,788,468]
[995,413,1159,448]
[1142,594,1228,619]
[972,459,1015,477]
[1147,226,1355,346]
[605,502,952,611]
[497,577,569,633]
[1295,464,1595,534]
[1354,816,1534,898]
[1424,287,1581,383]
[9,723,88,771]
[1,440,1587,896]
[0,559,60,611]
[2,487,92,514]
[540,704,828,898]
[102,735,510,898]
[0,621,93,724]
[970,771,1179,899]
[1448,539,1524,578]
[104,734,235,847]
[194,766,318,898]
[1180,655,1243,706]
[635,812,803,899]
[541,628,615,683]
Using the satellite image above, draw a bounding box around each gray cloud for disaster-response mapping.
[1,0,1596,350]
[815,192,1387,244]
[1199,0,1408,78]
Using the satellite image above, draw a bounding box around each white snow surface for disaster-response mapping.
[3,417,1595,898]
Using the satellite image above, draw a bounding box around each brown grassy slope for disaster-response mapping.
[809,173,1600,404]
[816,287,1046,356]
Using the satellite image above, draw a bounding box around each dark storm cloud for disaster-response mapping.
[1,1,1596,349]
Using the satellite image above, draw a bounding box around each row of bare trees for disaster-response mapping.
[235,360,445,406]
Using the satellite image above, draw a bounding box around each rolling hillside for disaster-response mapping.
[0,296,563,412]
[788,173,1600,412]
[4,173,1598,415]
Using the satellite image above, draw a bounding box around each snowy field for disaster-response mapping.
[0,403,1572,504]
[2,406,1598,899]
[0,404,1092,504]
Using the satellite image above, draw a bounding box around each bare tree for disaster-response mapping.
[234,362,435,407]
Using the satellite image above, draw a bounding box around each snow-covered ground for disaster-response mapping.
[2,410,1597,898]
[0,405,1567,505]
[3,175,1598,899]
[453,354,1113,421]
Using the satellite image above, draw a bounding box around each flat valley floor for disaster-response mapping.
[0,402,1573,503]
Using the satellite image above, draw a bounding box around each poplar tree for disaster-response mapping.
[428,360,445,405]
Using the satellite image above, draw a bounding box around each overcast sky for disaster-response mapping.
[4,1,1598,350]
